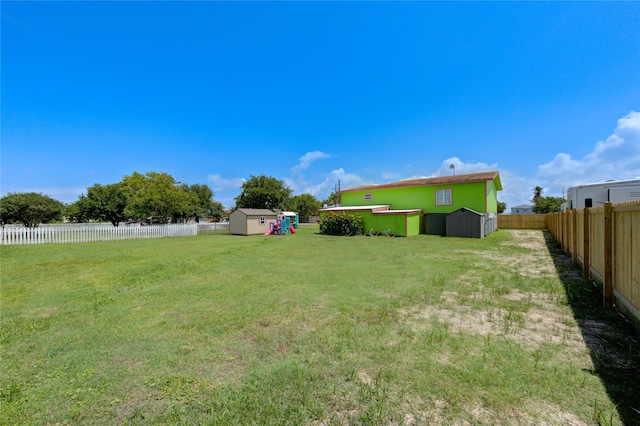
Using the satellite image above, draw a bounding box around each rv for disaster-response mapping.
[562,178,640,210]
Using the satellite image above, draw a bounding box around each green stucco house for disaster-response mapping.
[320,171,502,237]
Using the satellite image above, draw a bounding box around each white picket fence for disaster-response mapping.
[0,223,200,245]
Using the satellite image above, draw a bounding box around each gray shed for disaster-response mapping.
[446,207,487,239]
[229,208,277,235]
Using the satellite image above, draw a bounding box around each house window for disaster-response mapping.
[364,193,373,201]
[436,189,452,206]
[259,216,266,225]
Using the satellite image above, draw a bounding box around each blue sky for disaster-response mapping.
[2,1,639,210]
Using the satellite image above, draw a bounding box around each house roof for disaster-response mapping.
[511,204,533,209]
[339,171,502,193]
[233,208,276,215]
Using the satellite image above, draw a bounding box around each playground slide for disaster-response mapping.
[289,226,296,234]
[264,229,273,235]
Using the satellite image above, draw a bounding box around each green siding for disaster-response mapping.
[406,213,421,236]
[370,213,421,237]
[341,186,431,211]
[341,181,492,214]
[486,180,498,213]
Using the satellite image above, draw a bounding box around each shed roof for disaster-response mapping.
[450,207,483,216]
[339,171,502,193]
[233,208,276,215]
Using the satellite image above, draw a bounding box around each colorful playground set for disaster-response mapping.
[264,212,297,236]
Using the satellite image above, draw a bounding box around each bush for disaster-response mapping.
[319,211,364,236]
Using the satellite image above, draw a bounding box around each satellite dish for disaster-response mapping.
[449,164,455,175]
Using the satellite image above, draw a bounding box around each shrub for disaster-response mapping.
[319,212,364,236]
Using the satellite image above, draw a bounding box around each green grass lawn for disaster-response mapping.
[2,225,639,425]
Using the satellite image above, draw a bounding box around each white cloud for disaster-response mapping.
[536,110,640,190]
[207,174,245,192]
[298,168,372,202]
[432,157,499,177]
[292,151,331,173]
[495,169,536,210]
[206,174,247,208]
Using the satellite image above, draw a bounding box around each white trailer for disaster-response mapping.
[562,178,640,210]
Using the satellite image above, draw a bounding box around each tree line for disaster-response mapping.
[0,172,332,227]
[0,172,224,227]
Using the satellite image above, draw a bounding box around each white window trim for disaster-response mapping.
[436,189,453,206]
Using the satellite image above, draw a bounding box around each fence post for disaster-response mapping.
[563,208,570,255]
[603,202,613,308]
[583,207,590,280]
[571,208,578,264]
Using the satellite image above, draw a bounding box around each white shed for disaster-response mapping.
[229,209,277,235]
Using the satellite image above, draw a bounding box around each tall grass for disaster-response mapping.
[1,226,634,424]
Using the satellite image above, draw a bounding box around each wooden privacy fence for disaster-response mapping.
[547,202,640,326]
[498,214,548,229]
[1,223,199,245]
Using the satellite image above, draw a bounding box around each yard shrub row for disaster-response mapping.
[319,212,364,236]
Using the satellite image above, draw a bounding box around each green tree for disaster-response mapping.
[124,172,196,224]
[208,200,225,221]
[532,196,565,214]
[180,183,224,222]
[533,186,543,200]
[0,192,64,227]
[531,186,565,213]
[82,183,129,226]
[497,201,506,214]
[184,184,212,220]
[234,175,292,211]
[287,193,322,222]
[65,196,91,223]
[322,192,340,206]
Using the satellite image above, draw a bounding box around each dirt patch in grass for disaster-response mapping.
[500,229,549,251]
[402,229,639,370]
[405,269,586,357]
[453,229,559,279]
[401,290,591,363]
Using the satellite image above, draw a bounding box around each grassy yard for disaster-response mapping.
[1,225,639,425]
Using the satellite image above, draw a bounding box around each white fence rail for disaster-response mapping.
[0,223,200,245]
